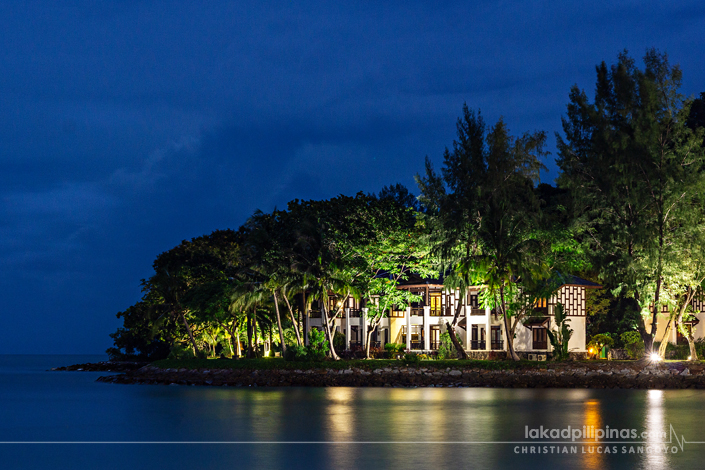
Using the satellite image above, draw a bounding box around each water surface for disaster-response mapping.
[1,355,703,469]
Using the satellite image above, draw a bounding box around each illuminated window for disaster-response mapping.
[429,292,442,316]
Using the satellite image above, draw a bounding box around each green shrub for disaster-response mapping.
[283,345,308,361]
[662,342,689,360]
[306,328,330,361]
[283,329,332,362]
[695,338,705,358]
[167,343,196,360]
[402,352,421,363]
[333,331,346,353]
[620,331,644,359]
[384,343,406,353]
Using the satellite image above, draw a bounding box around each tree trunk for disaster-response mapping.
[272,291,287,353]
[500,286,521,361]
[649,274,663,354]
[688,335,698,361]
[178,310,203,358]
[226,335,234,357]
[445,321,466,359]
[447,290,468,359]
[322,302,339,360]
[661,288,698,359]
[658,310,677,359]
[246,312,254,358]
[218,320,238,358]
[253,314,260,358]
[283,293,303,346]
[235,326,242,357]
[268,326,273,357]
[365,320,380,359]
[634,291,653,353]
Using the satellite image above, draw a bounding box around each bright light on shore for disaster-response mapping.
[650,353,661,362]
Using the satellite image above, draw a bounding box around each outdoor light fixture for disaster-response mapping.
[650,353,661,362]
[688,356,692,361]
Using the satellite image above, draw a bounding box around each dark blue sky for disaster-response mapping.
[2,1,704,354]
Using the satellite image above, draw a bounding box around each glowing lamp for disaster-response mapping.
[650,353,661,362]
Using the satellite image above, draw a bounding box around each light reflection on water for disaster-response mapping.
[1,356,704,469]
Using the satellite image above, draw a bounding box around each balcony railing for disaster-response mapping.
[411,308,424,316]
[470,340,486,350]
[470,308,486,316]
[429,308,443,317]
[532,341,548,350]
[349,340,362,349]
[491,340,504,350]
[308,309,321,318]
[349,309,362,318]
[410,341,424,350]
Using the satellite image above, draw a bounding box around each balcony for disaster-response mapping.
[349,309,362,318]
[410,341,424,350]
[308,309,322,319]
[470,340,486,350]
[470,308,486,316]
[491,340,504,350]
[410,308,424,316]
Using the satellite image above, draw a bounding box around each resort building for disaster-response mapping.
[303,274,602,357]
[645,299,705,346]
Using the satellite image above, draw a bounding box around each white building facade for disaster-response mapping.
[304,275,601,357]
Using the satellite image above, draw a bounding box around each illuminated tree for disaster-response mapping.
[417,105,547,360]
[557,49,705,353]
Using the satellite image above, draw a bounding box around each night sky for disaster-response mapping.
[2,2,704,354]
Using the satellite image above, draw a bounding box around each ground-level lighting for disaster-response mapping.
[650,353,661,362]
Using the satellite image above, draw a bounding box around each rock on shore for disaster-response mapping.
[96,362,705,389]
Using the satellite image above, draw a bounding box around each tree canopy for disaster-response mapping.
[109,48,705,362]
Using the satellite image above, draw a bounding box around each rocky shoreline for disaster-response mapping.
[94,361,705,389]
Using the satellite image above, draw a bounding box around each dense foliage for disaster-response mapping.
[109,49,705,361]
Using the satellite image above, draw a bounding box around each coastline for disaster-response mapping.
[85,360,705,389]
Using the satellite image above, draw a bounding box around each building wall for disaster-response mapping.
[644,306,673,344]
[303,284,592,353]
[646,308,705,345]
[568,316,587,351]
[514,323,533,351]
[552,285,587,316]
[389,317,404,344]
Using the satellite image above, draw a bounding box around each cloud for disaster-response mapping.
[2,0,705,353]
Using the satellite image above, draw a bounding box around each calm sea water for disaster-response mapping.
[1,355,705,469]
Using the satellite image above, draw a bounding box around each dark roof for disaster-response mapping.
[558,274,602,289]
[523,316,550,327]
